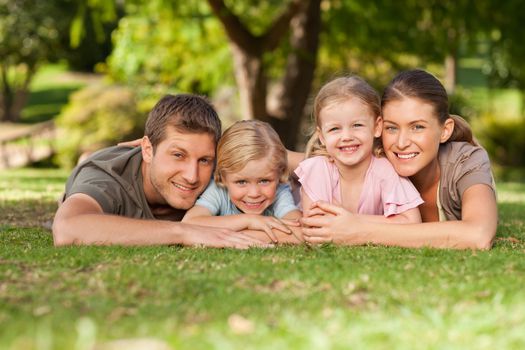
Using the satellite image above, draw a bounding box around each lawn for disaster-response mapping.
[1,168,524,349]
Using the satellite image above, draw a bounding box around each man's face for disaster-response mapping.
[142,127,216,210]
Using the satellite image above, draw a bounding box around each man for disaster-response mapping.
[53,94,268,247]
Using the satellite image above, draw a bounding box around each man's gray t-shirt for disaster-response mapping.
[64,146,155,219]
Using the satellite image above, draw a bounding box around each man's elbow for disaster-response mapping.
[52,219,74,246]
[473,225,496,250]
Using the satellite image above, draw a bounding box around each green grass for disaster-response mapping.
[1,169,524,349]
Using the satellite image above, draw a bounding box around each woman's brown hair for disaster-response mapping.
[381,69,477,146]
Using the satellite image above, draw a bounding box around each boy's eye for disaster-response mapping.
[353,123,364,128]
[235,180,247,185]
[259,179,271,184]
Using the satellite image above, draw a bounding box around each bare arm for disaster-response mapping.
[53,193,268,248]
[356,207,422,224]
[287,150,305,173]
[301,184,497,249]
[183,205,304,244]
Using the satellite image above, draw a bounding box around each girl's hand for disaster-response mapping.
[245,215,293,243]
[300,201,355,244]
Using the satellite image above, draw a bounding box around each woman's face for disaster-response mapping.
[381,97,452,178]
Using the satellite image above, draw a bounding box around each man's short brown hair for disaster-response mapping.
[145,94,222,149]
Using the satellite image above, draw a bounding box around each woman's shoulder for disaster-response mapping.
[439,141,490,164]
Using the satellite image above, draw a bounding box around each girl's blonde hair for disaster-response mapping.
[214,120,289,185]
[305,76,382,158]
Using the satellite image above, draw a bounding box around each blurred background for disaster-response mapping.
[1,0,524,181]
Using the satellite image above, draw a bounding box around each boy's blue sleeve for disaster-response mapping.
[194,180,225,216]
[271,184,299,218]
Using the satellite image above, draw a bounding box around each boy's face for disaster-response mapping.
[222,157,279,215]
[142,126,216,209]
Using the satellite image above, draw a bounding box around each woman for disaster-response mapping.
[299,69,498,249]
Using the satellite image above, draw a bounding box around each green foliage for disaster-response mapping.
[1,168,525,348]
[108,0,233,95]
[54,84,147,168]
[475,113,525,180]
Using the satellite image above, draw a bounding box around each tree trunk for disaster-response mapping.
[231,45,268,120]
[269,0,321,149]
[208,0,321,149]
[444,53,456,95]
[0,63,34,122]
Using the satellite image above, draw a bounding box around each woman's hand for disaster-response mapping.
[118,138,142,148]
[300,201,358,245]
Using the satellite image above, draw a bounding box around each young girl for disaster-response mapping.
[295,76,423,236]
[183,120,302,243]
[301,69,497,249]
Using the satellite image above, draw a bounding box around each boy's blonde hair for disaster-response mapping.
[306,76,381,158]
[214,120,289,185]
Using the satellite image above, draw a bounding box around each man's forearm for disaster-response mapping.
[53,214,183,246]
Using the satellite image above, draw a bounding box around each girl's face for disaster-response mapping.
[318,98,381,169]
[381,97,453,178]
[222,156,280,215]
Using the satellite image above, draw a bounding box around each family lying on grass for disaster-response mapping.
[52,69,497,249]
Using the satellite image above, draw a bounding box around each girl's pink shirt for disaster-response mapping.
[295,156,424,216]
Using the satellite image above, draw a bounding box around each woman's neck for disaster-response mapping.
[410,157,441,193]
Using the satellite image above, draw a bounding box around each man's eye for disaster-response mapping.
[173,153,184,158]
[200,158,211,165]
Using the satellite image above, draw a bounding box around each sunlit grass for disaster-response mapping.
[1,168,524,349]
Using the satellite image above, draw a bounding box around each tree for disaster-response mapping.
[207,0,321,148]
[0,0,68,122]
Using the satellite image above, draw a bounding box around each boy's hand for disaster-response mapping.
[244,215,293,243]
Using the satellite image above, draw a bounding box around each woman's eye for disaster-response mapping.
[384,126,397,132]
[413,124,425,131]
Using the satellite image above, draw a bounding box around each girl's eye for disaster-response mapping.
[327,127,339,132]
[259,179,271,184]
[353,123,364,128]
[235,180,247,185]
